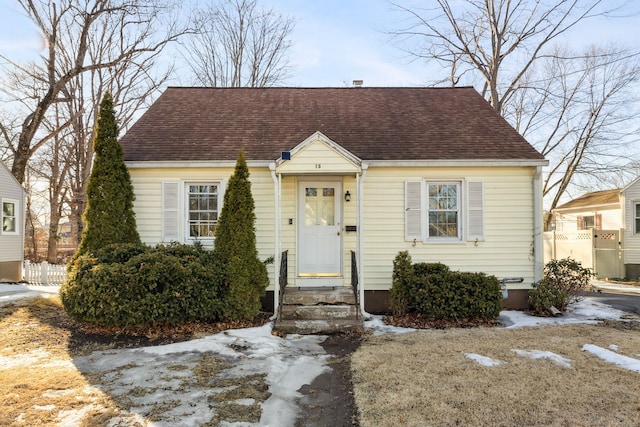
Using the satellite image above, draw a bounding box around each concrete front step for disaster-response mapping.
[275,319,364,335]
[282,286,356,305]
[280,304,358,320]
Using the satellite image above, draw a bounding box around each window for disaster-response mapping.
[427,183,460,238]
[2,199,17,234]
[635,203,640,234]
[405,180,483,243]
[187,184,219,239]
[578,215,596,230]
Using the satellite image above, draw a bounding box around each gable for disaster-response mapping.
[120,87,546,164]
[277,132,361,175]
[554,189,621,212]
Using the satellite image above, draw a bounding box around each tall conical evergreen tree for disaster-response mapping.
[214,150,268,320]
[76,92,140,256]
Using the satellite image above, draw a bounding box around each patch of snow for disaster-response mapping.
[511,349,573,369]
[0,349,72,369]
[464,353,504,367]
[0,283,60,304]
[363,315,415,336]
[582,344,640,373]
[499,298,628,329]
[34,404,56,411]
[72,322,330,427]
[608,344,619,351]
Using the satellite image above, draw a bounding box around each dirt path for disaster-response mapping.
[295,334,361,427]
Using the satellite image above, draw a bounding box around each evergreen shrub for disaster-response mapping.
[390,251,502,320]
[61,243,225,327]
[528,257,593,315]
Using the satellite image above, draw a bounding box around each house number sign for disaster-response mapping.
[315,164,322,169]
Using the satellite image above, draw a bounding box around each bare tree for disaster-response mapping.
[183,0,295,87]
[390,0,640,220]
[0,0,187,185]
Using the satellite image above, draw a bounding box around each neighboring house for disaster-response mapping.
[622,177,640,280]
[551,189,622,232]
[548,181,640,280]
[0,161,26,282]
[119,87,548,316]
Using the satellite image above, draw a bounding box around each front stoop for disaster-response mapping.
[275,287,363,335]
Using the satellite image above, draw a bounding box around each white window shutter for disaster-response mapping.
[467,181,484,241]
[405,180,423,241]
[162,182,179,242]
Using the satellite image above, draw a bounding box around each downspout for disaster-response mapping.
[358,163,370,319]
[269,163,281,320]
[533,166,543,283]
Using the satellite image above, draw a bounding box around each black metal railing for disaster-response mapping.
[278,250,288,321]
[351,250,360,319]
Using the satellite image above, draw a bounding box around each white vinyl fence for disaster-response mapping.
[23,261,67,285]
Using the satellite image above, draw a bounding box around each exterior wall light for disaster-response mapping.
[345,190,351,202]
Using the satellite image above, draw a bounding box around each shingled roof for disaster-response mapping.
[120,87,545,163]
[555,189,621,210]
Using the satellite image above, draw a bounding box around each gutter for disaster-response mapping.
[357,163,370,319]
[534,166,544,283]
[269,163,281,320]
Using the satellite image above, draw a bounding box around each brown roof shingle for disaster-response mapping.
[120,87,545,162]
[555,189,621,210]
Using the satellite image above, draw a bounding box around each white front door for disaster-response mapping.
[298,180,342,284]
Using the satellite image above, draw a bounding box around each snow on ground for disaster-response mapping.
[464,353,504,367]
[2,281,640,425]
[73,323,330,426]
[582,344,640,373]
[511,349,573,369]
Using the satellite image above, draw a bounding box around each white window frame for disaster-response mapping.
[635,202,640,234]
[405,179,484,244]
[1,198,19,235]
[425,180,462,242]
[184,182,221,243]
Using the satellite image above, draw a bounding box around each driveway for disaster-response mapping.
[589,281,640,314]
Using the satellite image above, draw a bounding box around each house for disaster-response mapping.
[0,161,26,282]
[551,189,622,232]
[119,86,548,328]
[621,177,640,280]
[547,180,640,280]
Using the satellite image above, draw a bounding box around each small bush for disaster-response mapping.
[390,252,502,321]
[61,243,225,327]
[528,280,568,316]
[529,257,593,315]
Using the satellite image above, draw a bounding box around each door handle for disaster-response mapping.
[337,231,340,236]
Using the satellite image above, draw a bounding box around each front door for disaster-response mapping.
[298,180,342,283]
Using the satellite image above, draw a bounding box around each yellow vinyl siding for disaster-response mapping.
[362,166,537,290]
[278,140,360,175]
[129,166,277,288]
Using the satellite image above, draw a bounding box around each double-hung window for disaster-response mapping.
[2,199,18,234]
[427,182,461,239]
[187,184,219,239]
[405,180,483,243]
[635,203,640,234]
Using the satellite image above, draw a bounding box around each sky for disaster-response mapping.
[1,280,640,425]
[1,0,638,88]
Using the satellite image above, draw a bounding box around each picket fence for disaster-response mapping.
[23,261,67,285]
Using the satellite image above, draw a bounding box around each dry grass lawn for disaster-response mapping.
[352,322,640,427]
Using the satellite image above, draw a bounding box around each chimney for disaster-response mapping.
[352,79,363,88]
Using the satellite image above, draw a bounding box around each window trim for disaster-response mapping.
[634,202,640,235]
[184,181,221,242]
[405,179,484,244]
[1,198,19,235]
[425,180,462,241]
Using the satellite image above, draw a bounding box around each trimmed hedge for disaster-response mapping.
[390,251,502,320]
[60,243,226,327]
